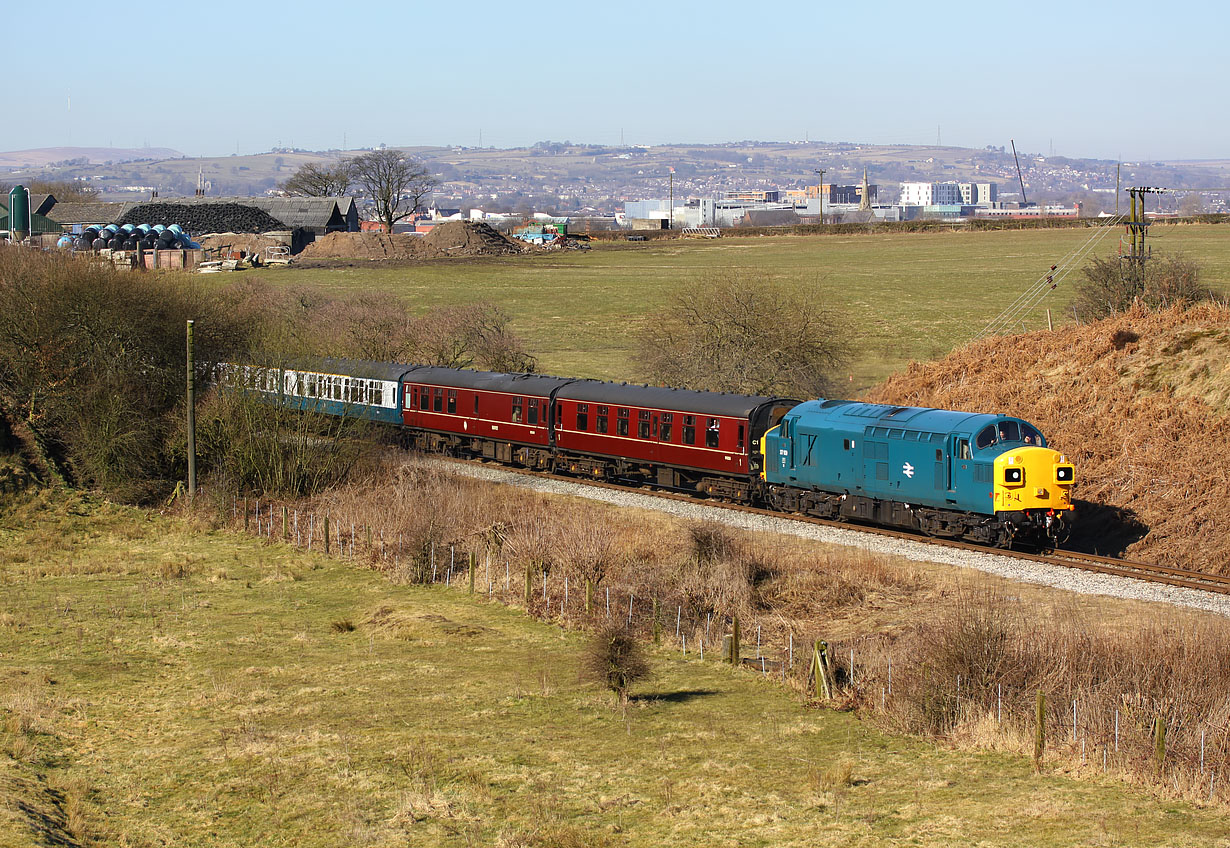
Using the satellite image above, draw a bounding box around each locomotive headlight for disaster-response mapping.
[1003,466,1024,486]
[1055,464,1074,485]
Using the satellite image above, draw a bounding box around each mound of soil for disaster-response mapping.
[421,221,529,256]
[298,231,432,261]
[864,303,1230,571]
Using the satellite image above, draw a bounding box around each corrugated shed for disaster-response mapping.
[39,201,139,226]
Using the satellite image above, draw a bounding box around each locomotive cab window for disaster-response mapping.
[706,418,720,448]
[1022,424,1043,446]
[447,390,457,414]
[512,396,523,423]
[576,403,588,431]
[596,405,608,434]
[998,421,1020,443]
[959,438,972,460]
[976,426,996,449]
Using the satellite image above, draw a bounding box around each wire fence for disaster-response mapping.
[232,496,1229,804]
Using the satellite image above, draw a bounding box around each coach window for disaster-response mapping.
[332,377,343,401]
[576,403,589,431]
[405,385,413,410]
[737,424,745,451]
[528,399,538,426]
[512,396,523,423]
[596,405,608,434]
[433,387,443,412]
[448,390,457,414]
[660,412,673,442]
[638,410,651,439]
[682,415,696,445]
[419,387,430,410]
[474,394,479,415]
[372,383,383,406]
[706,418,720,448]
[617,408,629,437]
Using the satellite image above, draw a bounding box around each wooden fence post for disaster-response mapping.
[1034,690,1046,772]
[524,562,533,610]
[811,640,830,700]
[282,506,288,540]
[1154,715,1166,773]
[652,598,661,644]
[468,552,475,595]
[324,516,331,554]
[730,616,741,665]
[243,497,249,532]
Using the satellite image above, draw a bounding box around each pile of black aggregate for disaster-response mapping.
[117,203,287,234]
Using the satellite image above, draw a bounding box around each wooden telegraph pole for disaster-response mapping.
[186,319,196,501]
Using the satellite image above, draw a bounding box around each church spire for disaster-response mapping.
[859,167,871,211]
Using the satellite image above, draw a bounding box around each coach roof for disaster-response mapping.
[556,380,791,418]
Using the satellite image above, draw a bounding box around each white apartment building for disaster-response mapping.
[900,181,997,206]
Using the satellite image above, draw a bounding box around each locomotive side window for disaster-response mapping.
[976,426,996,449]
[706,418,720,448]
[638,410,651,439]
[596,405,608,434]
[447,390,457,415]
[959,438,972,459]
[682,415,696,445]
[433,387,443,412]
[512,396,523,423]
[617,408,629,437]
[576,403,588,431]
[660,413,673,442]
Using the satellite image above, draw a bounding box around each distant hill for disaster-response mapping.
[0,146,182,169]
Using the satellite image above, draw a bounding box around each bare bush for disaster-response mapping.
[1074,255,1215,320]
[581,622,650,705]
[635,269,848,398]
[0,249,252,500]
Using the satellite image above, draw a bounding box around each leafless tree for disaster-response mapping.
[280,161,355,197]
[349,149,436,232]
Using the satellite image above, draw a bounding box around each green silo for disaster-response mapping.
[8,185,30,241]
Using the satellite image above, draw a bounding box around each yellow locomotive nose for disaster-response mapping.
[993,447,1075,513]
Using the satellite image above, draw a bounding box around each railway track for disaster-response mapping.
[442,457,1230,598]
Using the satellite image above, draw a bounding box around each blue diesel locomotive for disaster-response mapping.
[761,400,1075,547]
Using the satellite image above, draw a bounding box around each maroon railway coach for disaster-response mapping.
[401,367,576,466]
[552,381,797,499]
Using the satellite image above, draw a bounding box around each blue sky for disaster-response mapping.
[5,0,1225,160]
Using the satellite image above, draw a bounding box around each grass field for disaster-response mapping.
[267,223,1230,389]
[4,491,1230,846]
